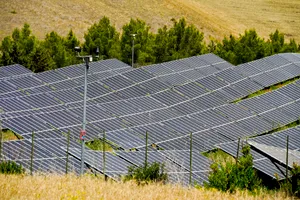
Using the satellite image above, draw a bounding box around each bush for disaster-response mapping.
[0,161,24,174]
[291,163,300,197]
[205,145,261,193]
[280,163,300,197]
[124,162,168,185]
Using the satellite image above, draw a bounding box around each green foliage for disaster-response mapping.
[280,163,300,197]
[0,24,37,69]
[83,17,121,60]
[154,18,206,63]
[124,162,168,185]
[85,138,113,151]
[120,18,155,66]
[0,161,24,174]
[1,17,300,72]
[291,163,300,197]
[205,146,261,193]
[41,30,79,70]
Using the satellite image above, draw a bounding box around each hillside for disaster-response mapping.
[1,0,300,42]
[0,174,292,200]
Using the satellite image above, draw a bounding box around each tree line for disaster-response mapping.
[0,17,299,72]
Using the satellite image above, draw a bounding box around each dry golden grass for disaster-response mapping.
[0,174,293,200]
[0,0,300,42]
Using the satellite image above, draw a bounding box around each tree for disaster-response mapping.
[41,31,78,70]
[154,18,206,63]
[120,18,155,66]
[0,24,37,69]
[215,30,268,65]
[83,17,121,60]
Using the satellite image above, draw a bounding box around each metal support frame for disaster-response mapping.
[79,56,91,175]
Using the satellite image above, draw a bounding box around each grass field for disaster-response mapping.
[0,0,300,42]
[0,174,293,200]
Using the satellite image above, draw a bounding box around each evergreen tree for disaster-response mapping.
[0,24,37,69]
[154,18,206,63]
[120,18,155,66]
[83,17,121,60]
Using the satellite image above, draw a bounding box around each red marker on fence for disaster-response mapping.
[80,130,86,140]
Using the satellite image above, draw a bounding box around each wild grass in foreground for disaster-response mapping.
[0,174,293,200]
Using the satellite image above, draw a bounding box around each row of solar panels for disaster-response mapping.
[217,126,300,180]
[1,137,211,185]
[1,53,300,116]
[2,68,300,152]
[1,53,300,184]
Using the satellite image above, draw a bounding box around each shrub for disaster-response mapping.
[205,145,261,193]
[0,161,25,174]
[124,162,168,185]
[291,163,300,197]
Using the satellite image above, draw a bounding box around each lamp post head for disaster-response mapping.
[74,46,81,52]
[131,33,137,38]
[95,46,99,58]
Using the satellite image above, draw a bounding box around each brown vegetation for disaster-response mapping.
[0,174,293,200]
[1,0,300,42]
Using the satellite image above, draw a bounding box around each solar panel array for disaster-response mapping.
[2,53,300,184]
[217,126,300,180]
[68,149,210,185]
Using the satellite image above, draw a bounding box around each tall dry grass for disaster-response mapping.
[1,0,300,42]
[0,174,293,200]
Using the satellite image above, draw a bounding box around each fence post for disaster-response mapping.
[145,131,148,168]
[30,131,34,176]
[236,138,240,165]
[0,120,2,162]
[189,132,193,186]
[65,131,70,175]
[103,131,106,181]
[286,135,289,186]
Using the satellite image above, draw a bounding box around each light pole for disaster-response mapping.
[75,47,93,176]
[131,34,137,68]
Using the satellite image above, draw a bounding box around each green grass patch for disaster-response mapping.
[0,129,23,141]
[85,138,113,151]
[203,149,235,164]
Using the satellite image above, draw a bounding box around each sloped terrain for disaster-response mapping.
[1,0,300,42]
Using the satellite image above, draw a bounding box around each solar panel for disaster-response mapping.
[215,104,253,121]
[277,84,300,100]
[258,91,293,107]
[215,68,244,83]
[179,69,206,81]
[196,75,227,90]
[175,82,208,98]
[0,64,32,76]
[213,62,234,70]
[144,63,173,76]
[34,70,67,84]
[122,68,154,83]
[193,92,226,109]
[180,56,209,68]
[238,96,276,114]
[117,85,149,99]
[233,63,262,77]
[250,73,279,87]
[101,75,134,90]
[152,90,188,106]
[158,73,189,86]
[0,81,18,93]
[162,60,190,72]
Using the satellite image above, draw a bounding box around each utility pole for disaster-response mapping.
[131,34,137,68]
[75,46,98,176]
